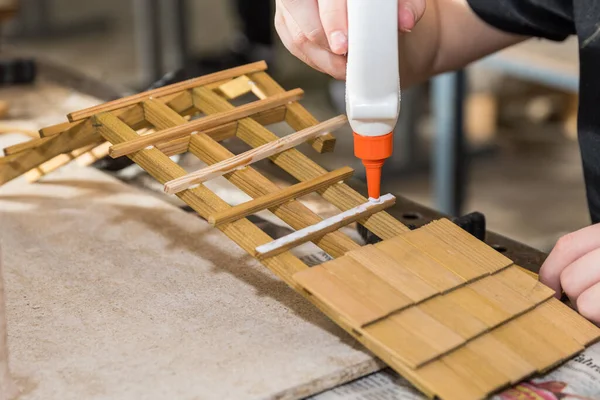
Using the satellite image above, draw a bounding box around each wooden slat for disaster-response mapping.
[39,121,80,137]
[294,266,393,328]
[400,227,490,281]
[208,167,354,226]
[218,75,254,99]
[24,142,100,182]
[249,71,336,153]
[425,219,513,273]
[414,361,486,400]
[322,257,413,318]
[74,142,112,167]
[375,236,466,292]
[109,89,304,158]
[165,115,347,194]
[536,298,600,346]
[347,245,438,303]
[417,295,488,339]
[191,85,411,242]
[68,61,267,122]
[144,98,360,259]
[3,136,54,155]
[469,276,536,316]
[255,194,396,260]
[494,266,555,303]
[443,287,512,328]
[465,334,536,384]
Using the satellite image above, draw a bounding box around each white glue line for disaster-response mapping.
[255,193,396,259]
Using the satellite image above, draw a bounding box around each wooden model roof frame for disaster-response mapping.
[1,61,598,400]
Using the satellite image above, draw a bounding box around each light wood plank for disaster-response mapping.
[68,61,268,121]
[443,287,511,328]
[164,115,347,194]
[218,75,254,99]
[417,295,488,339]
[24,142,100,182]
[294,266,391,328]
[376,237,466,292]
[347,245,438,303]
[535,298,600,346]
[323,257,413,319]
[414,361,487,400]
[469,276,536,316]
[255,194,396,260]
[494,266,555,303]
[39,121,80,137]
[400,227,489,281]
[191,86,411,241]
[145,98,360,259]
[465,334,536,384]
[425,219,513,273]
[3,136,54,155]
[208,167,354,226]
[109,89,303,158]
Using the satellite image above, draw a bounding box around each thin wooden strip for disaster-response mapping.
[385,308,466,367]
[208,167,354,226]
[492,312,578,373]
[375,237,466,292]
[494,265,555,304]
[74,141,111,167]
[322,257,413,319]
[413,361,486,400]
[535,298,600,346]
[440,346,511,395]
[400,226,490,281]
[465,334,536,384]
[518,306,584,372]
[93,112,311,286]
[255,194,396,260]
[3,136,54,155]
[0,153,23,165]
[39,121,80,137]
[146,97,360,259]
[417,295,488,339]
[191,85,411,241]
[469,275,536,316]
[68,61,267,121]
[164,115,348,194]
[110,89,304,158]
[425,219,513,273]
[443,287,512,328]
[249,71,336,153]
[294,265,391,328]
[347,245,438,303]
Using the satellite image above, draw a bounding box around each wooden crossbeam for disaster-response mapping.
[68,61,268,122]
[144,99,360,259]
[208,167,355,227]
[192,83,411,240]
[255,194,397,260]
[109,89,303,158]
[39,121,80,138]
[164,115,347,194]
[4,136,54,156]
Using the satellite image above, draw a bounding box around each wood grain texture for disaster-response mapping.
[417,295,488,339]
[24,142,101,182]
[536,298,600,346]
[255,194,396,260]
[165,115,348,194]
[191,86,411,242]
[3,136,54,155]
[68,61,267,121]
[208,167,354,226]
[145,99,360,260]
[109,89,303,158]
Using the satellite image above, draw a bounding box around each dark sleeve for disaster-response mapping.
[466,0,575,41]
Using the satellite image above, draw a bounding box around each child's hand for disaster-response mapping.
[274,0,427,80]
[540,224,600,325]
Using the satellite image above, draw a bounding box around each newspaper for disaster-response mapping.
[300,253,600,400]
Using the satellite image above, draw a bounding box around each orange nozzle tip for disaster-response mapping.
[353,132,393,200]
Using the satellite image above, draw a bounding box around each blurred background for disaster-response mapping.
[0,0,586,252]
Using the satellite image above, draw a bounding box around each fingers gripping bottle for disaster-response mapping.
[346,0,401,201]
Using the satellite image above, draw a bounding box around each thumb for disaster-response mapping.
[318,0,348,55]
[398,0,426,32]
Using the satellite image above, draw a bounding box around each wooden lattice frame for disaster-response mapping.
[1,61,599,400]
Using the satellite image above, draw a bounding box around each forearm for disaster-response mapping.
[399,0,528,88]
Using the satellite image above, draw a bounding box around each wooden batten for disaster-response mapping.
[68,61,268,122]
[3,136,54,156]
[255,194,396,260]
[108,89,303,158]
[208,167,355,226]
[164,115,348,194]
